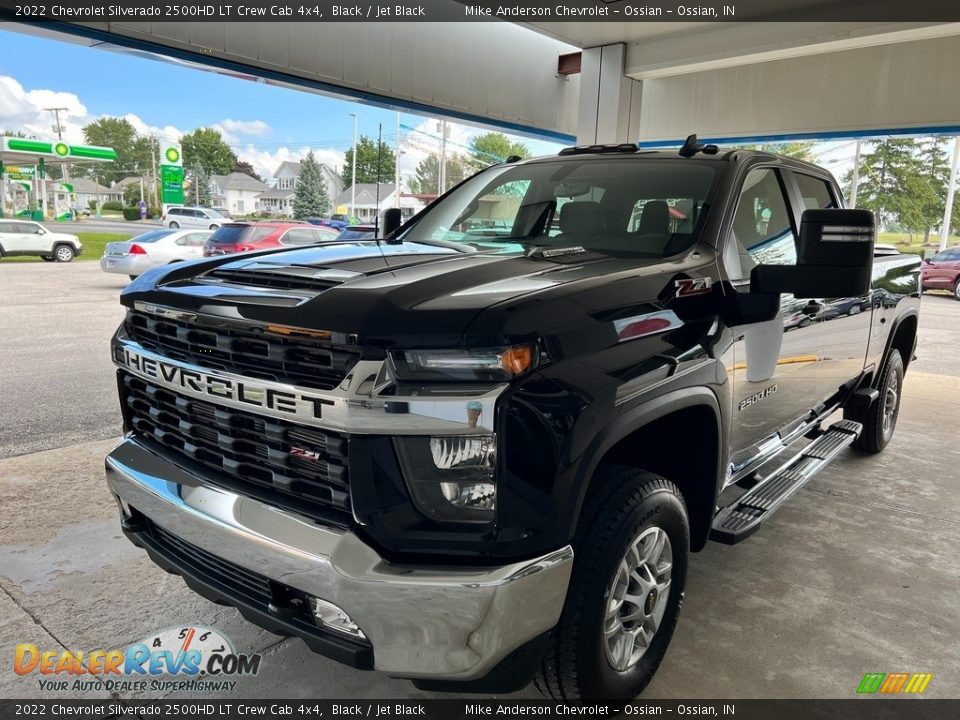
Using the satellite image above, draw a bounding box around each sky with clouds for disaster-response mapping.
[0,28,564,186]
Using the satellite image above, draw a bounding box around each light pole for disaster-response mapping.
[349,113,358,220]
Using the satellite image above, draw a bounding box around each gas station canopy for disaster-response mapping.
[0,137,117,165]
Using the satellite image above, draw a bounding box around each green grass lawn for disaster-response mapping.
[1,233,129,262]
[877,232,960,257]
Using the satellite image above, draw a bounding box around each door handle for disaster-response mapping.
[801,301,822,317]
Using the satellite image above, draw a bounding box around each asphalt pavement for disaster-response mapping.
[1,262,958,700]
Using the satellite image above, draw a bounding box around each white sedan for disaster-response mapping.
[100,228,211,279]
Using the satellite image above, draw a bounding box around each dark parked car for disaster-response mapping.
[335,223,377,240]
[203,221,340,256]
[920,246,960,300]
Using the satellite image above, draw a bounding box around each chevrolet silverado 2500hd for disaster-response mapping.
[106,140,920,699]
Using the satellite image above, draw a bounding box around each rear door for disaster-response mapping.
[787,171,871,390]
[0,221,24,252]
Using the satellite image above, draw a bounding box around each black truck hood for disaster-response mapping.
[122,240,688,347]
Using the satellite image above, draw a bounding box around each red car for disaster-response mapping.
[202,221,341,257]
[920,246,960,300]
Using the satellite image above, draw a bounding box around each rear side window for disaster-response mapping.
[0,222,16,234]
[280,228,319,246]
[794,174,837,210]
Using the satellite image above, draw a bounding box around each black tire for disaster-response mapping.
[535,467,689,700]
[209,224,218,231]
[954,278,960,301]
[53,244,75,262]
[852,349,904,454]
[128,275,138,280]
[41,255,54,262]
[169,221,180,229]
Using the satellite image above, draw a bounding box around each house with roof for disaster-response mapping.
[257,160,342,217]
[335,183,425,222]
[209,172,268,215]
[46,177,123,209]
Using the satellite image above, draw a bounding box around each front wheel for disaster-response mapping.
[954,278,960,301]
[54,244,75,262]
[535,467,688,700]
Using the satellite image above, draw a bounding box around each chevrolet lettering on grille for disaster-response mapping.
[118,346,336,422]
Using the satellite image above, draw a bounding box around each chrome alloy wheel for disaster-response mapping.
[882,383,899,435]
[603,526,673,671]
[55,245,73,261]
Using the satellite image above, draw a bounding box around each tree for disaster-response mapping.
[293,151,331,218]
[181,128,237,204]
[82,117,142,185]
[233,159,262,181]
[843,138,921,229]
[343,136,396,186]
[408,153,467,194]
[465,132,530,172]
[759,142,816,162]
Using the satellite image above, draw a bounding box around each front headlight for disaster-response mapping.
[390,344,537,382]
[395,435,496,523]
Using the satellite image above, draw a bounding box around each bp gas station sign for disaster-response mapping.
[1,136,116,219]
[160,142,184,209]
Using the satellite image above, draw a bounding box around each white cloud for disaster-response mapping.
[0,75,88,144]
[236,144,346,182]
[214,118,272,144]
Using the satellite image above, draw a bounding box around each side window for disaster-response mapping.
[948,249,960,261]
[932,251,950,262]
[729,168,796,280]
[185,233,208,246]
[280,228,318,246]
[794,174,837,211]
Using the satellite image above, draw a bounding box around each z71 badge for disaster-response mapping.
[674,277,712,297]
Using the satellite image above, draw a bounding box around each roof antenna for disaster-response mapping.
[679,134,718,158]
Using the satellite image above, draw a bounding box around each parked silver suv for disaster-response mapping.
[0,219,82,262]
[162,206,230,230]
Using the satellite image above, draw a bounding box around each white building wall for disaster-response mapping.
[636,34,960,143]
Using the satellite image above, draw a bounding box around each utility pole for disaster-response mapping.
[150,136,160,209]
[939,136,960,252]
[349,112,358,220]
[437,120,449,194]
[849,139,862,208]
[394,112,401,208]
[44,107,70,183]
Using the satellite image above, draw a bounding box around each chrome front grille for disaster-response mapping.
[125,309,359,391]
[120,372,351,522]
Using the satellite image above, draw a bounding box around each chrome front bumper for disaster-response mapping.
[105,437,573,681]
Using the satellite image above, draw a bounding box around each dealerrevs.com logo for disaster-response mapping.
[14,626,261,693]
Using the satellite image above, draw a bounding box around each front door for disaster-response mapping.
[723,166,838,455]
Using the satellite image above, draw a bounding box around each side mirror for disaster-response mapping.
[751,208,874,298]
[381,208,403,238]
[923,257,932,264]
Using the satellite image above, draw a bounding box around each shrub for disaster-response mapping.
[147,206,161,219]
[122,207,142,221]
[89,200,98,211]
[101,200,123,212]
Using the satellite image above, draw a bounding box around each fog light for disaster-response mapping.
[310,597,366,639]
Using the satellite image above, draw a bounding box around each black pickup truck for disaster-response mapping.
[105,141,920,699]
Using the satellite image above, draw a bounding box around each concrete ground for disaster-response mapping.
[1,263,958,700]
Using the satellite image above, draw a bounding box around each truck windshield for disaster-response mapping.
[398,158,721,257]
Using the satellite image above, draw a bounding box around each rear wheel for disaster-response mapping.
[169,221,180,229]
[41,255,54,262]
[853,349,904,454]
[54,244,75,262]
[535,467,688,700]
